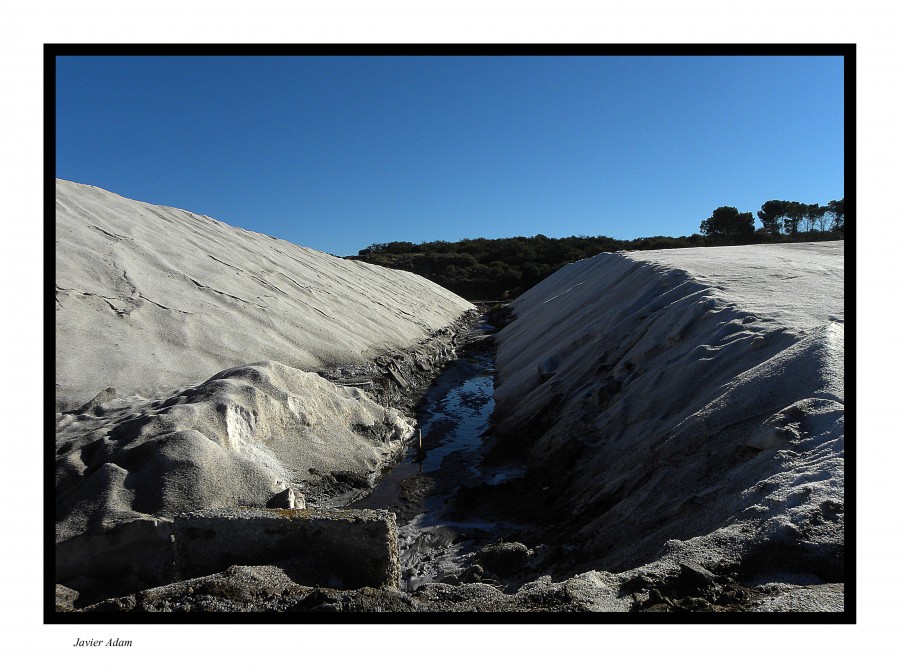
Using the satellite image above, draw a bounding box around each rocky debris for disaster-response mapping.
[386,365,409,388]
[615,559,846,613]
[75,565,628,613]
[330,470,373,490]
[173,508,400,589]
[303,468,375,506]
[67,544,844,614]
[624,561,732,612]
[675,561,718,591]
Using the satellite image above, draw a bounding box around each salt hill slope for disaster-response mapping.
[56,179,473,411]
[492,242,844,585]
[55,180,473,554]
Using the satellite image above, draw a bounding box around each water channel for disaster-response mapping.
[350,315,527,590]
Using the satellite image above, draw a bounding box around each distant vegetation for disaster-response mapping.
[702,199,845,245]
[349,198,845,301]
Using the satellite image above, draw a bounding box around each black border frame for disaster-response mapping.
[46,43,856,625]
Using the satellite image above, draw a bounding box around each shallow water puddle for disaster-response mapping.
[350,322,526,590]
[351,347,496,512]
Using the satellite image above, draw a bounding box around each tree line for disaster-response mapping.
[701,198,844,244]
[349,197,844,301]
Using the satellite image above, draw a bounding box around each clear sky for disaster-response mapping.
[56,54,845,257]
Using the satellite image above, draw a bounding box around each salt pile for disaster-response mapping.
[492,242,844,584]
[55,180,474,572]
[55,179,472,411]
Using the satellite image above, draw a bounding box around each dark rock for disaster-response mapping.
[621,573,656,593]
[461,564,484,583]
[675,561,717,591]
[645,588,675,609]
[477,541,532,577]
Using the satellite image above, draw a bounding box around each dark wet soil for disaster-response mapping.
[349,307,532,591]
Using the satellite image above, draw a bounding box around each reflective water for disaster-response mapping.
[350,322,526,590]
[350,348,500,514]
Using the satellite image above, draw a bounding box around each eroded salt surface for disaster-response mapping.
[55,180,472,547]
[56,179,473,411]
[55,361,415,542]
[493,242,844,582]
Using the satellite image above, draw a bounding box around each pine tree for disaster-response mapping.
[699,206,756,244]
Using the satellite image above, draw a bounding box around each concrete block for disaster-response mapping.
[55,517,176,587]
[173,508,400,589]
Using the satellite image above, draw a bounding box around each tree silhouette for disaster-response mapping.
[804,203,828,233]
[828,198,845,232]
[784,201,806,238]
[699,206,756,244]
[757,200,788,237]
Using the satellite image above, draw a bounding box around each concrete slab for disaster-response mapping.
[173,507,400,589]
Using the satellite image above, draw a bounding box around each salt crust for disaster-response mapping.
[493,242,844,579]
[55,179,473,411]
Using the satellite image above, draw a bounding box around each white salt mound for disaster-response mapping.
[55,179,473,411]
[56,361,413,542]
[55,180,473,547]
[494,242,844,582]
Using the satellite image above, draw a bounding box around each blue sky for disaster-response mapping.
[56,55,844,257]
